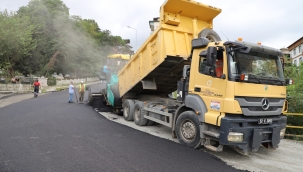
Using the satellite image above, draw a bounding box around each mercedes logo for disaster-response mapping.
[261,98,270,110]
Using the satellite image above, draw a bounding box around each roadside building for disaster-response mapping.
[287,37,303,66]
[280,48,291,67]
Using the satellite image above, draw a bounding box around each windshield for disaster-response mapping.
[106,58,128,73]
[228,49,284,85]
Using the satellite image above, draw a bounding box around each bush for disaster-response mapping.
[286,115,303,135]
[47,76,56,86]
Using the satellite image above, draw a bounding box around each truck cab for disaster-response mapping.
[181,37,287,154]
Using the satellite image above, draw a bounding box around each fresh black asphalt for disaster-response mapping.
[0,83,242,172]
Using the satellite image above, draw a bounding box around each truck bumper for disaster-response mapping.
[219,115,287,153]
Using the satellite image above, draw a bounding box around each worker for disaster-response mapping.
[33,79,41,98]
[215,53,223,78]
[103,65,109,75]
[78,81,86,104]
[103,64,111,81]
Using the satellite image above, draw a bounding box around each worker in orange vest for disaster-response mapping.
[215,56,223,78]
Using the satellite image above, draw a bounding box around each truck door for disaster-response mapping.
[190,48,227,126]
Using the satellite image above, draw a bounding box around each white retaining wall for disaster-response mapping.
[0,83,33,92]
[0,77,99,92]
[56,77,99,86]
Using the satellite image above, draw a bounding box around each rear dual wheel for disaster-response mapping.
[123,99,134,121]
[134,101,148,126]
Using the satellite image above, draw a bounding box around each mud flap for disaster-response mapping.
[271,127,280,149]
[252,129,263,152]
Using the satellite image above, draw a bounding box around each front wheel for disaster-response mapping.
[176,111,201,148]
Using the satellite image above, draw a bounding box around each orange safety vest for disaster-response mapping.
[216,60,223,77]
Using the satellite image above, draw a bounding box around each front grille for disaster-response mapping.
[244,97,281,103]
[235,97,285,116]
[248,106,279,111]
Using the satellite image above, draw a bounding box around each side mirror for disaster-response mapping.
[192,38,209,49]
[206,46,217,66]
[203,66,215,76]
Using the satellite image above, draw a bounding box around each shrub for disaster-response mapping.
[47,76,56,86]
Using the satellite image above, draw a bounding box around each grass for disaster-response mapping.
[55,87,66,91]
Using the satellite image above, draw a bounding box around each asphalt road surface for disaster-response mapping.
[0,84,241,172]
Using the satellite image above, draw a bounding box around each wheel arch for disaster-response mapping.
[172,94,207,138]
[185,94,207,122]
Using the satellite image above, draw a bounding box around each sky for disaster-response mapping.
[1,0,302,52]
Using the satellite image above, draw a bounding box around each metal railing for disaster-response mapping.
[284,113,303,138]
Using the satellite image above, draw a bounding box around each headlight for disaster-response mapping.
[228,132,244,142]
[280,128,286,139]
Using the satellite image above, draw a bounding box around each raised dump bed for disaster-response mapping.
[118,0,221,97]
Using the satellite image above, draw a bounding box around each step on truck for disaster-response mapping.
[96,0,292,155]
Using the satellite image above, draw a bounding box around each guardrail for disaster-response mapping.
[284,113,303,138]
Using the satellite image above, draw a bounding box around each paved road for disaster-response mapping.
[0,84,241,172]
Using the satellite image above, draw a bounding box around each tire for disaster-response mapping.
[88,88,94,105]
[198,28,221,42]
[123,99,134,121]
[176,111,202,148]
[134,101,148,126]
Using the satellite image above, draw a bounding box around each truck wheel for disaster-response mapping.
[88,88,94,105]
[123,99,134,121]
[198,28,221,42]
[134,101,148,126]
[176,111,201,148]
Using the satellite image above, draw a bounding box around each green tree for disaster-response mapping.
[5,0,132,77]
[0,10,36,77]
[17,0,69,76]
[283,64,303,136]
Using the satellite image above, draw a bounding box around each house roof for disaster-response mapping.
[287,36,303,50]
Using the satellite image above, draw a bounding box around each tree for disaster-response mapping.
[0,10,36,77]
[3,0,133,77]
[17,0,70,76]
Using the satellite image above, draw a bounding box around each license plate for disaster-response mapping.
[258,118,272,124]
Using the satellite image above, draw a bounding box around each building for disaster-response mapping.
[280,48,291,67]
[149,17,160,34]
[287,37,303,66]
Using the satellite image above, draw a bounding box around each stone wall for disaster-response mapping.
[0,77,99,93]
[0,83,33,93]
[37,78,48,87]
[56,77,99,86]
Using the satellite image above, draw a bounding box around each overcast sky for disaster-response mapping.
[1,0,302,51]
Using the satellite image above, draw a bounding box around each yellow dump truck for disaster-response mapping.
[101,0,291,155]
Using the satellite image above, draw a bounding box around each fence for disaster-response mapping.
[284,113,303,138]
